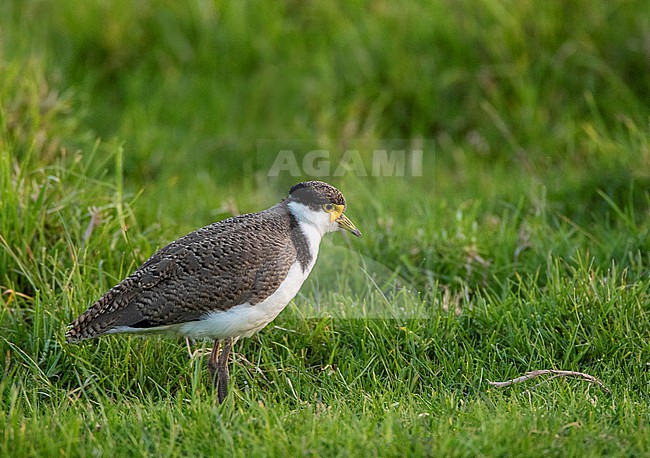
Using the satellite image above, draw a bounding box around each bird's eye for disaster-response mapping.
[323,203,334,212]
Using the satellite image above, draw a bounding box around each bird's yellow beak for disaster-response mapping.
[332,204,362,237]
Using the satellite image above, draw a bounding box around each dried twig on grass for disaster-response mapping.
[488,370,610,393]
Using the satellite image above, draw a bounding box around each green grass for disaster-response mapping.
[1,0,650,456]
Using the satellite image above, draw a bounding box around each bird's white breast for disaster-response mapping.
[179,261,305,339]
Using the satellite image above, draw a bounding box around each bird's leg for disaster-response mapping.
[216,337,234,404]
[207,339,221,384]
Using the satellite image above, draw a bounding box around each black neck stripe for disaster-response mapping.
[288,212,312,272]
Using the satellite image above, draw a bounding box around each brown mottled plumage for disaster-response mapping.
[66,203,308,342]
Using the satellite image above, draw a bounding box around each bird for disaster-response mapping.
[66,181,361,403]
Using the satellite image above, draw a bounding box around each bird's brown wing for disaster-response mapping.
[65,206,299,342]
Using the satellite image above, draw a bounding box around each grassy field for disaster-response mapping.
[1,0,649,456]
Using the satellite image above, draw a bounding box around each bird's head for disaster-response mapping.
[285,181,362,237]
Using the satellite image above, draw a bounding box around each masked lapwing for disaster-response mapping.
[66,181,361,402]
